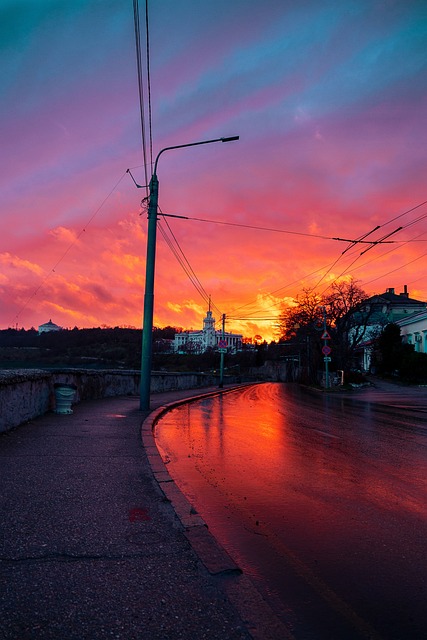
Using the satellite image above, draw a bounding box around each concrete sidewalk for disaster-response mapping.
[0,386,286,640]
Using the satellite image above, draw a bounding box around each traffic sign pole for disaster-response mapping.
[321,307,330,388]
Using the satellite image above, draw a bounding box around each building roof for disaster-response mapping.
[367,287,425,307]
[38,319,62,332]
[396,309,427,327]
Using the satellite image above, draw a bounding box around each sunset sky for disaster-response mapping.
[2,0,427,341]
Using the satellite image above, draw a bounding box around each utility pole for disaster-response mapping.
[138,136,239,411]
[219,313,226,388]
[139,172,158,410]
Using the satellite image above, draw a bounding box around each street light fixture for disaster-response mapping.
[140,135,239,410]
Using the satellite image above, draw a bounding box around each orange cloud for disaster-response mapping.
[0,252,44,277]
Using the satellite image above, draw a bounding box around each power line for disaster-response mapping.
[11,172,128,326]
[132,0,149,196]
[158,223,207,304]
[319,226,427,297]
[157,207,222,316]
[156,209,408,316]
[152,197,427,335]
[316,199,427,295]
[362,250,427,287]
[228,200,427,320]
[228,316,280,322]
[159,222,211,308]
[139,190,427,328]
[163,213,401,244]
[378,198,427,228]
[158,208,422,311]
[144,0,153,167]
[227,266,329,318]
[158,214,222,317]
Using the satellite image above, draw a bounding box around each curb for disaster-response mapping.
[141,387,248,573]
[141,384,294,640]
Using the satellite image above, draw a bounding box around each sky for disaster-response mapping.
[2,0,427,341]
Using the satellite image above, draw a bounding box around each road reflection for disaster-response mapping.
[155,383,427,640]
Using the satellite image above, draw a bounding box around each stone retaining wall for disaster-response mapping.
[0,369,222,433]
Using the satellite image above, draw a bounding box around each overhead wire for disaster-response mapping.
[362,250,427,287]
[160,213,401,244]
[226,260,340,317]
[134,195,427,320]
[312,210,425,298]
[154,206,419,319]
[158,223,210,305]
[158,223,221,318]
[153,207,407,321]
[131,89,427,331]
[144,0,153,167]
[376,198,427,228]
[319,221,427,297]
[142,0,226,332]
[340,228,427,276]
[158,211,222,317]
[132,2,227,329]
[228,198,427,320]
[13,2,151,328]
[129,0,427,335]
[11,172,128,327]
[132,0,149,197]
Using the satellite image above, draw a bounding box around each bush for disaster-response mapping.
[400,351,427,383]
[344,370,368,385]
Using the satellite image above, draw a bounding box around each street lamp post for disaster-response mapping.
[140,136,239,411]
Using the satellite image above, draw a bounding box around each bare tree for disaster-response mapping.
[322,279,372,369]
[277,289,322,341]
[277,289,323,382]
[278,279,372,372]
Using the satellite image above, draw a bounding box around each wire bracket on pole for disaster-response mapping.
[126,168,148,189]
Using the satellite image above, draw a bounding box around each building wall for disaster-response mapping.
[0,369,223,433]
[38,320,62,334]
[351,287,426,370]
[397,311,427,354]
[364,287,426,323]
[173,308,242,354]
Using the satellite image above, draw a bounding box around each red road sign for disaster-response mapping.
[218,340,227,349]
[322,345,332,356]
[321,331,331,340]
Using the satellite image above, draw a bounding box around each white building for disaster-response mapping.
[38,319,62,335]
[396,310,427,354]
[351,286,426,370]
[173,308,242,354]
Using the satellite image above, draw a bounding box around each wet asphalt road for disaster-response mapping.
[155,382,427,640]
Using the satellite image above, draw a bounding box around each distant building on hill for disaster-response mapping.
[173,307,242,354]
[38,319,62,335]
